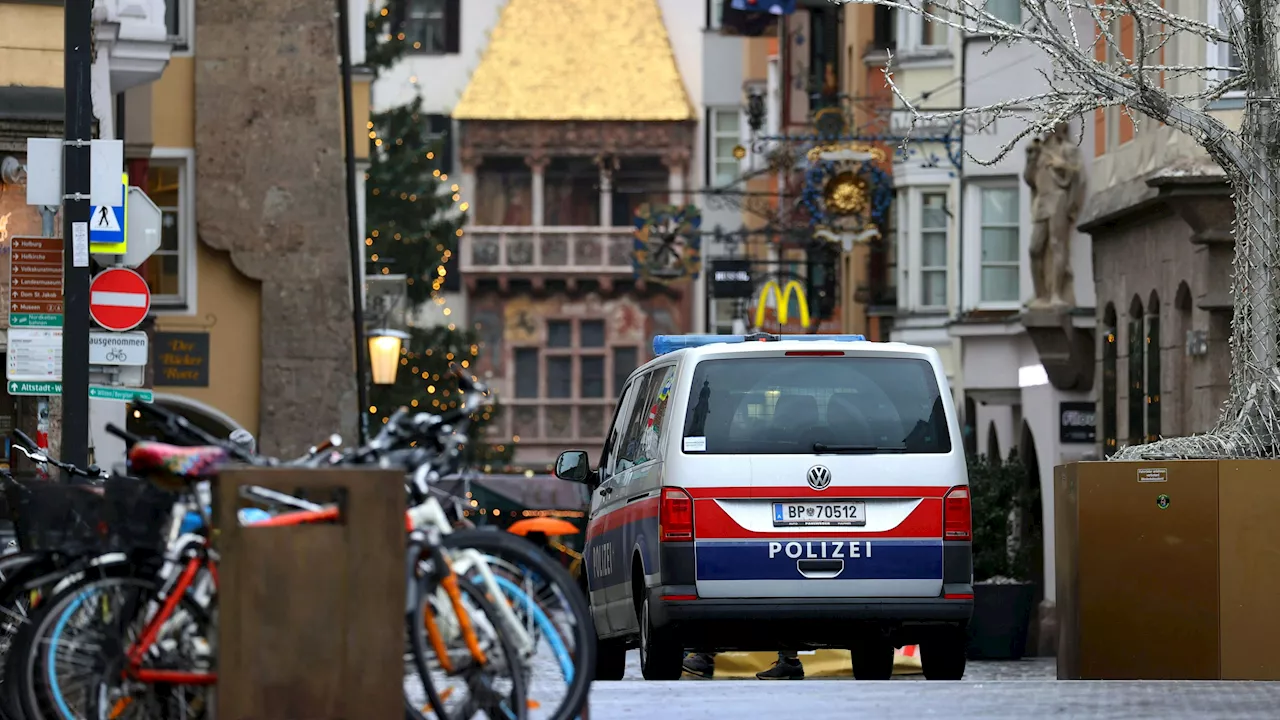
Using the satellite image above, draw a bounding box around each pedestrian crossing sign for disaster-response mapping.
[89,172,128,253]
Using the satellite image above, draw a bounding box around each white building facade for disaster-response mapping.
[947,3,1099,655]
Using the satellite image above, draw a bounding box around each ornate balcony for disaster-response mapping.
[462,227,635,286]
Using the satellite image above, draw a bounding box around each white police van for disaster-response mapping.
[554,332,973,681]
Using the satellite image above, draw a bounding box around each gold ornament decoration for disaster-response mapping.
[824,172,868,216]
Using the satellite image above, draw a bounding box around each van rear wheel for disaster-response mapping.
[638,597,683,680]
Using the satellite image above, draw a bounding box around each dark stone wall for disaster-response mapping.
[194,0,358,456]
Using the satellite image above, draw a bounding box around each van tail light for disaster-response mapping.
[943,486,971,541]
[659,488,694,542]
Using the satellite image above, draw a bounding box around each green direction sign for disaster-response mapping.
[9,313,63,328]
[88,385,153,403]
[7,381,61,396]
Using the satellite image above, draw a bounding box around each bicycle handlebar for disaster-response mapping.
[9,435,106,480]
[12,429,38,452]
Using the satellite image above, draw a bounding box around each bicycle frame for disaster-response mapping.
[409,495,540,662]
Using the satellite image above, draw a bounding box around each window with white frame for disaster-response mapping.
[983,0,1020,25]
[710,108,742,187]
[1207,0,1244,96]
[165,0,192,51]
[707,0,723,29]
[979,185,1020,304]
[141,155,193,309]
[920,191,949,308]
[898,1,949,52]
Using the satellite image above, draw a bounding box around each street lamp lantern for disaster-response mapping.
[367,328,410,385]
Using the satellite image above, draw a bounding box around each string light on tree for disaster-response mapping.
[362,5,512,466]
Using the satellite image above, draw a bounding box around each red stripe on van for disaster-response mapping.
[692,497,941,540]
[585,496,661,541]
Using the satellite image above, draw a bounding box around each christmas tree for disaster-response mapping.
[364,4,514,466]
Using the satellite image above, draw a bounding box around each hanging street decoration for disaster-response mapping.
[631,203,703,284]
[800,142,895,250]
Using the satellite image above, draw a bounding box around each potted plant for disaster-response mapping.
[965,449,1039,660]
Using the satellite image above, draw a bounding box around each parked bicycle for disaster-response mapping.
[0,368,594,720]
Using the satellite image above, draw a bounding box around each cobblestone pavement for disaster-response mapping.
[589,679,1280,718]
[587,653,1280,718]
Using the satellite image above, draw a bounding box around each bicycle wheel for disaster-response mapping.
[27,568,213,720]
[405,540,527,720]
[467,553,577,714]
[442,530,594,720]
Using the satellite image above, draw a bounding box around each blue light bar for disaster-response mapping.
[653,333,868,356]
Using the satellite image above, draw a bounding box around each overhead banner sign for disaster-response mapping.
[754,280,810,329]
[711,260,754,299]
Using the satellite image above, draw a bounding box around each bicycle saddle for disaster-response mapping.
[128,441,229,490]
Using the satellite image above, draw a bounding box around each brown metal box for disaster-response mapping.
[1056,460,1219,680]
[215,468,405,719]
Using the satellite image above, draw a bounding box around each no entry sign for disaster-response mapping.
[89,268,151,331]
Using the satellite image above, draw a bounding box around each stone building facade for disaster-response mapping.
[193,0,362,455]
[1080,162,1233,451]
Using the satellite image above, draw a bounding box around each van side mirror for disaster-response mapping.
[555,450,593,484]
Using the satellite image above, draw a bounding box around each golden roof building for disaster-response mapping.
[446,0,704,465]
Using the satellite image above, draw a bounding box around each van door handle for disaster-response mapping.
[626,493,650,504]
[797,559,844,579]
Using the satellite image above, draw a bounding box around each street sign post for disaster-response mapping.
[95,186,162,269]
[7,327,62,382]
[89,268,151,332]
[88,385,153,403]
[8,381,62,396]
[88,173,128,253]
[89,331,149,365]
[8,236,64,327]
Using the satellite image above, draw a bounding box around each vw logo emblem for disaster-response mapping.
[807,465,832,491]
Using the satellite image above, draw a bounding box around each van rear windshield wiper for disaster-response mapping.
[812,442,908,454]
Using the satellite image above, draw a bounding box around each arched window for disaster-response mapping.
[1175,282,1193,434]
[1102,303,1118,456]
[1146,291,1161,442]
[1128,296,1145,445]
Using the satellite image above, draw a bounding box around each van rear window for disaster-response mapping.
[681,356,952,455]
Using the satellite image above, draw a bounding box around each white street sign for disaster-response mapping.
[95,186,163,268]
[7,328,62,381]
[25,138,62,207]
[89,331,148,366]
[89,140,124,207]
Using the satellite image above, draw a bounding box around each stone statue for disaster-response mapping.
[1024,122,1086,307]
